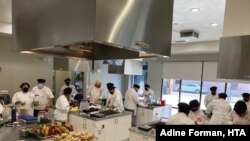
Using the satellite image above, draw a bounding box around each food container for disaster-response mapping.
[19,128,30,137]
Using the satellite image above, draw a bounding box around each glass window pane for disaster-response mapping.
[180,80,201,105]
[162,79,180,107]
[226,82,250,107]
[200,81,225,109]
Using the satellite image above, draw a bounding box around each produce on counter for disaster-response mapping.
[32,121,74,137]
[54,130,95,141]
[69,107,79,112]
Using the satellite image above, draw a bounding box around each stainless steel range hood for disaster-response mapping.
[12,0,173,60]
[217,35,250,80]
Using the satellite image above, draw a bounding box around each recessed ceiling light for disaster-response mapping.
[185,39,190,42]
[191,8,200,13]
[163,56,169,58]
[210,23,218,27]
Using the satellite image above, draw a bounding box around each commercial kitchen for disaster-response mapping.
[0,0,250,141]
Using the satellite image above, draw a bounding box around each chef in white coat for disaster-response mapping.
[54,88,72,121]
[12,82,34,115]
[106,83,124,112]
[142,84,154,104]
[167,102,195,125]
[0,103,3,115]
[206,93,232,125]
[86,80,103,105]
[60,78,77,101]
[230,100,250,125]
[242,93,250,109]
[188,99,206,124]
[124,84,140,125]
[31,79,54,117]
[204,86,218,107]
[124,84,140,116]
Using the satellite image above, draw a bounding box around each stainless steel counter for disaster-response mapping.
[70,111,132,121]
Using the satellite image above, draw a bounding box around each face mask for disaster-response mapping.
[110,92,114,94]
[243,98,249,102]
[145,88,149,91]
[211,92,216,95]
[22,87,29,93]
[191,108,197,112]
[66,82,70,86]
[38,84,44,89]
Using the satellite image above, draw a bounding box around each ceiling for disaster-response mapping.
[0,0,226,43]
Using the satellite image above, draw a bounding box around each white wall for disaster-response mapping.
[171,40,219,55]
[0,36,53,96]
[223,0,250,36]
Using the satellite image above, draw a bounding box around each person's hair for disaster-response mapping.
[218,93,227,99]
[210,86,217,91]
[64,78,70,83]
[189,99,200,109]
[20,82,30,88]
[234,100,247,116]
[64,88,72,95]
[242,93,250,97]
[133,84,140,89]
[37,79,46,83]
[145,84,150,88]
[178,102,190,115]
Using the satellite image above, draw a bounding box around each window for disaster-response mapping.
[162,79,180,107]
[180,80,201,105]
[131,65,148,96]
[200,81,226,109]
[226,82,250,107]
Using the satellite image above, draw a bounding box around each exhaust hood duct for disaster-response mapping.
[217,35,250,80]
[12,0,174,60]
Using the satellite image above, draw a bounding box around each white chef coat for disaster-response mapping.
[124,88,139,116]
[230,110,250,125]
[106,89,124,112]
[12,91,34,114]
[142,89,154,103]
[31,86,54,110]
[0,103,3,114]
[60,84,77,100]
[244,100,250,110]
[206,99,232,125]
[167,112,195,125]
[188,109,206,124]
[86,86,103,104]
[204,94,218,107]
[54,95,70,121]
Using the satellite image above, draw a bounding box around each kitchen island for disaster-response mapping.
[135,104,171,126]
[69,111,132,141]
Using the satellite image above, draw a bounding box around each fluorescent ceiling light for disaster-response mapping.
[190,8,200,13]
[20,51,34,54]
[210,23,218,27]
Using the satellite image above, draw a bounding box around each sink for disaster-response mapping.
[99,110,120,116]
